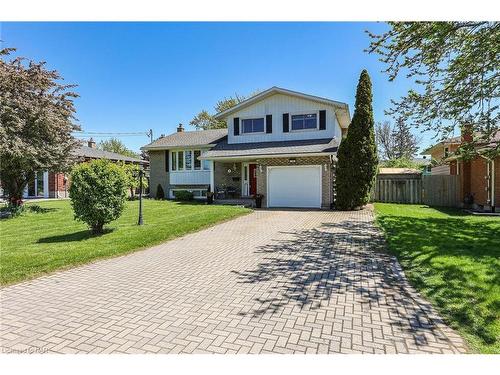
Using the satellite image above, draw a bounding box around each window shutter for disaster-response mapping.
[283,113,289,133]
[266,115,272,134]
[233,117,240,136]
[319,110,326,130]
[165,150,169,172]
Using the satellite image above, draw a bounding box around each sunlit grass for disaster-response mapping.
[0,199,250,285]
[375,203,500,354]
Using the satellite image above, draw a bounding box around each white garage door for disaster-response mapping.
[267,166,322,208]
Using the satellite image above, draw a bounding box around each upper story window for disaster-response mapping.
[171,150,210,171]
[242,118,264,134]
[291,113,317,131]
[444,147,449,158]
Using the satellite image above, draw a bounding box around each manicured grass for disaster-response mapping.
[375,203,500,354]
[0,199,250,286]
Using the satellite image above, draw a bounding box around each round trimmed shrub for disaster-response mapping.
[173,190,194,201]
[69,159,128,234]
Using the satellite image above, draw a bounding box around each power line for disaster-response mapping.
[74,129,153,142]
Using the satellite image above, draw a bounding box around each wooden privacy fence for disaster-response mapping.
[372,174,461,207]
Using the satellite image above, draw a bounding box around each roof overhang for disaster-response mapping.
[141,144,217,151]
[200,152,337,162]
[213,86,351,128]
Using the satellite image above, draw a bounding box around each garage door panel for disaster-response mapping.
[268,166,321,208]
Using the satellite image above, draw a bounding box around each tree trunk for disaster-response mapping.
[91,222,104,234]
[0,171,33,207]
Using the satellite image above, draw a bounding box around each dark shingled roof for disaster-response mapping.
[73,145,145,164]
[200,138,339,159]
[142,129,228,149]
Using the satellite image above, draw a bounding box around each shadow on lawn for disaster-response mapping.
[377,214,500,348]
[231,215,457,349]
[38,228,114,243]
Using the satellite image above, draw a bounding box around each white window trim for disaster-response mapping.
[170,149,211,172]
[290,110,320,132]
[169,188,208,199]
[240,116,266,135]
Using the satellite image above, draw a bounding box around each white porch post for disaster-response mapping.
[209,160,215,193]
[43,171,49,198]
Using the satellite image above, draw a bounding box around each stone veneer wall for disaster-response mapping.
[149,150,169,198]
[214,162,243,196]
[254,156,333,208]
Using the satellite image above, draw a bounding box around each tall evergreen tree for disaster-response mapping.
[335,70,378,210]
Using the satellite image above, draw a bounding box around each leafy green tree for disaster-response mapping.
[119,163,148,198]
[0,48,79,206]
[98,138,140,159]
[190,93,252,130]
[367,22,499,151]
[69,159,127,234]
[336,70,378,210]
[380,157,421,169]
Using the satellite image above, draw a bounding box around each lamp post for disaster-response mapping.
[138,167,144,225]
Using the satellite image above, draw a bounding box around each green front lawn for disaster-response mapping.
[375,203,500,354]
[0,199,250,286]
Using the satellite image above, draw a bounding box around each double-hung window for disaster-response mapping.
[242,118,264,134]
[291,113,317,131]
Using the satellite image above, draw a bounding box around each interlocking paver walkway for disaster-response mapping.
[1,208,468,354]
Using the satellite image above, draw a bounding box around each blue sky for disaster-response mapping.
[1,22,437,153]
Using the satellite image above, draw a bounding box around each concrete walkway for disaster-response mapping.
[0,209,467,354]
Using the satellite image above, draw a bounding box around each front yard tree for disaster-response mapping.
[336,70,378,210]
[367,22,499,147]
[98,138,140,159]
[0,48,80,205]
[69,159,128,234]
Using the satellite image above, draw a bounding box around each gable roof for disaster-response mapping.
[200,138,339,160]
[213,86,351,128]
[142,128,228,150]
[73,145,145,164]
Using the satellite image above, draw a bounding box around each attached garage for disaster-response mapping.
[267,165,322,208]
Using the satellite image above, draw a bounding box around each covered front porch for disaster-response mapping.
[212,160,259,200]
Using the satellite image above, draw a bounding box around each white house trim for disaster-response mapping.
[199,152,337,162]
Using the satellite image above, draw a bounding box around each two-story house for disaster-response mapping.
[143,87,351,208]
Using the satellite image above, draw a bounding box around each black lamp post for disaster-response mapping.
[138,167,144,225]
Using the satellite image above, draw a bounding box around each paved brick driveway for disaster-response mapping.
[1,209,467,354]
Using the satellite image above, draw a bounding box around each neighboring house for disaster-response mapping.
[423,136,461,175]
[424,130,500,211]
[19,138,146,199]
[412,156,432,175]
[143,87,351,208]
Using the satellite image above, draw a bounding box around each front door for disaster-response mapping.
[249,164,257,196]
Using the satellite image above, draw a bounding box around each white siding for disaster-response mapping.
[226,94,341,144]
[169,171,211,185]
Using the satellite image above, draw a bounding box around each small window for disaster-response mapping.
[194,150,201,170]
[178,151,184,170]
[202,159,210,170]
[242,118,264,133]
[185,150,192,170]
[171,152,177,171]
[291,113,317,131]
[444,147,449,158]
